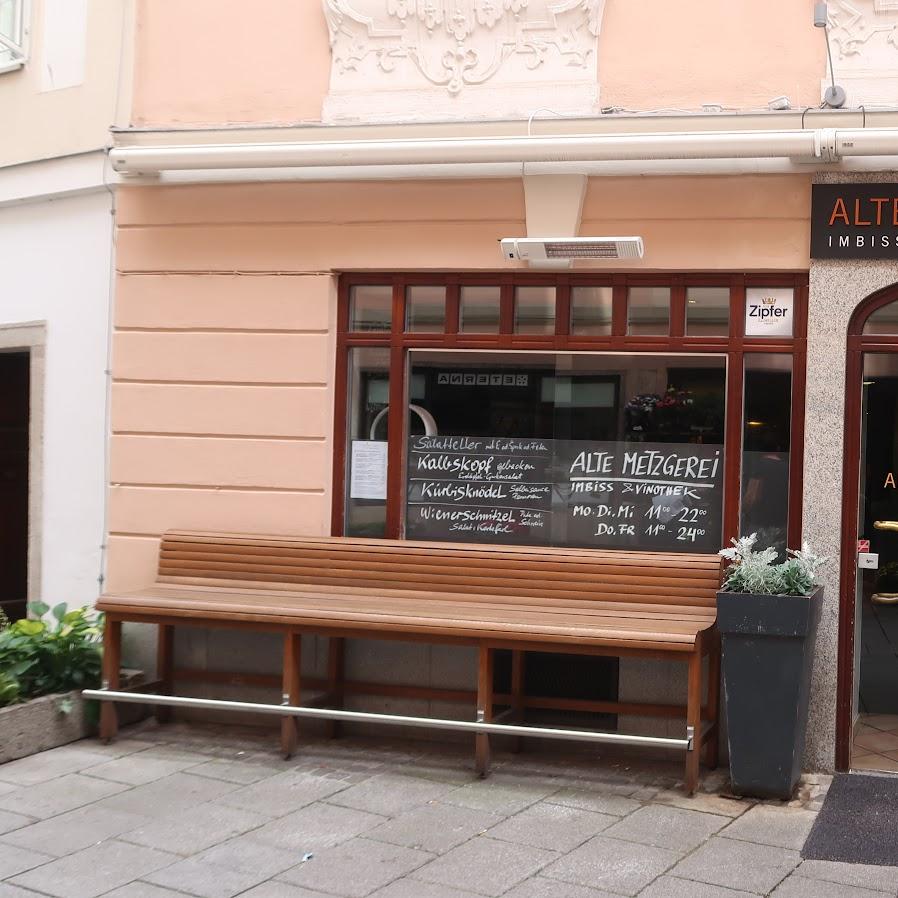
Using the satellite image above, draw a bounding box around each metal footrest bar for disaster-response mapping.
[83,689,692,751]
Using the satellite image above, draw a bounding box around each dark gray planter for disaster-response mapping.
[717,586,822,800]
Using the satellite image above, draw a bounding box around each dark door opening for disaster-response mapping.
[852,356,898,771]
[0,351,30,622]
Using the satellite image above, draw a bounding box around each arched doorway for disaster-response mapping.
[838,284,898,771]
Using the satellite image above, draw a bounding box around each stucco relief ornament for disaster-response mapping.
[323,0,604,98]
[827,0,898,58]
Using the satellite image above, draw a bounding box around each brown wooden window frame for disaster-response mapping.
[333,271,809,550]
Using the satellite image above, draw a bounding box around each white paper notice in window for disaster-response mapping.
[745,288,794,337]
[350,440,388,500]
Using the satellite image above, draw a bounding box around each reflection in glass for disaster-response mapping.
[571,286,613,335]
[686,287,730,336]
[345,347,390,536]
[864,300,898,335]
[740,354,792,558]
[349,285,392,332]
[406,350,725,447]
[514,286,555,334]
[406,285,446,333]
[460,286,501,333]
[857,353,898,729]
[628,287,670,335]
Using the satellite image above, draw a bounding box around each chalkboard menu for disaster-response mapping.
[406,435,723,553]
[406,436,554,545]
[553,440,723,552]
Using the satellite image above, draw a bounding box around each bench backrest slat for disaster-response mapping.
[156,532,721,609]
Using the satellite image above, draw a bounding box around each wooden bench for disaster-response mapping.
[91,531,722,793]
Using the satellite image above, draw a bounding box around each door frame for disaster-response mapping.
[837,284,898,770]
[0,322,45,615]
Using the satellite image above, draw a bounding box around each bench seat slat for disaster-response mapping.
[156,574,718,606]
[150,577,719,619]
[160,542,722,572]
[98,586,714,646]
[161,532,721,567]
[159,552,720,592]
[146,579,718,619]
[101,585,716,629]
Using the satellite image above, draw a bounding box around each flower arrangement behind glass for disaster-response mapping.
[624,387,694,439]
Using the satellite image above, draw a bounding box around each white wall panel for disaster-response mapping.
[0,186,111,608]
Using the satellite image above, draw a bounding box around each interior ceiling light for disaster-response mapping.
[500,237,645,264]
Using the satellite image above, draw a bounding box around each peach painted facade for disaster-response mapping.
[108,1,898,770]
[131,1,825,126]
[107,173,810,591]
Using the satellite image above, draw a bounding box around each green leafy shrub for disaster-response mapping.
[0,671,19,707]
[719,533,826,596]
[0,603,103,706]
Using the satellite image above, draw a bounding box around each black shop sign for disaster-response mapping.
[811,183,898,259]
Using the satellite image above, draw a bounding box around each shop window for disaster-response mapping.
[514,286,555,334]
[460,286,501,334]
[741,354,792,557]
[337,275,806,554]
[628,287,670,335]
[686,287,730,336]
[0,0,27,73]
[570,286,613,335]
[406,285,446,333]
[863,300,898,335]
[349,285,392,333]
[403,350,725,552]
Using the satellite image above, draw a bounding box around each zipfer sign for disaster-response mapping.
[811,184,898,259]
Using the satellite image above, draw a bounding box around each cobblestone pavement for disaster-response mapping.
[0,722,896,898]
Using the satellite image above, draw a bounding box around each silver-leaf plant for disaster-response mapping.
[719,533,826,596]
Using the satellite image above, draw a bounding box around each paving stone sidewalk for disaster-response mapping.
[0,722,896,898]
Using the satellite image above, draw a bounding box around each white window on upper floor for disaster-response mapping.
[0,0,28,74]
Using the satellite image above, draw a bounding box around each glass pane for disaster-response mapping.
[460,286,500,334]
[856,353,898,742]
[0,0,19,42]
[349,285,391,333]
[514,286,555,334]
[686,287,730,336]
[345,347,390,537]
[864,301,898,335]
[405,349,725,553]
[406,285,446,333]
[571,286,612,335]
[628,287,670,335]
[740,354,792,559]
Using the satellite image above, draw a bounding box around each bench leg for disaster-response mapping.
[325,637,345,740]
[99,618,122,743]
[685,641,703,796]
[704,632,721,770]
[475,644,494,777]
[510,650,525,754]
[281,632,302,759]
[156,625,175,724]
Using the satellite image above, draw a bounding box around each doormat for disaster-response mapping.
[803,773,898,866]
